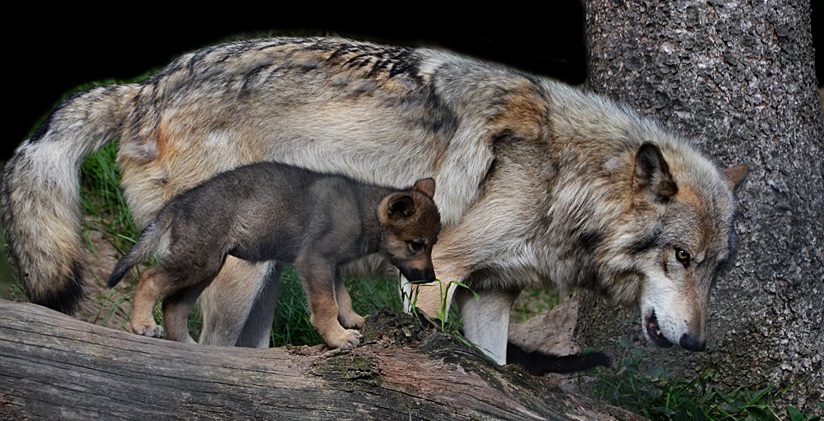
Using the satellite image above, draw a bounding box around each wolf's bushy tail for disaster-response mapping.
[107,219,169,288]
[1,84,139,314]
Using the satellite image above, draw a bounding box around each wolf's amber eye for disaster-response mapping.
[675,248,691,266]
[407,241,424,254]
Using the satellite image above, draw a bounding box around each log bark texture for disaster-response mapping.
[579,0,823,413]
[0,299,642,421]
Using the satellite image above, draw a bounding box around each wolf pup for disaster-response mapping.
[2,37,746,365]
[106,162,441,350]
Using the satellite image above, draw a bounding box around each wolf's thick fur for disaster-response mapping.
[1,36,746,364]
[106,162,440,349]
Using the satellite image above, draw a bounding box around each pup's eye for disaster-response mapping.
[675,248,691,266]
[407,241,424,254]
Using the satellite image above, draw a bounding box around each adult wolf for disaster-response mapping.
[1,36,746,365]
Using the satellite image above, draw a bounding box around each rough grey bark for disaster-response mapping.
[576,0,824,412]
[0,299,644,421]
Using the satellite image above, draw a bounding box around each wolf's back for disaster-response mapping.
[1,84,139,314]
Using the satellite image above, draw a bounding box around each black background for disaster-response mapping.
[4,7,821,162]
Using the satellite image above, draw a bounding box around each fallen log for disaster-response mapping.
[0,299,642,420]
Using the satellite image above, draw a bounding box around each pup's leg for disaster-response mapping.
[159,253,225,344]
[163,280,213,344]
[199,257,273,346]
[235,262,282,348]
[335,273,365,329]
[296,257,361,350]
[130,267,175,338]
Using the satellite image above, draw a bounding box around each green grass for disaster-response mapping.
[80,140,140,255]
[511,287,561,323]
[583,337,822,421]
[0,234,22,301]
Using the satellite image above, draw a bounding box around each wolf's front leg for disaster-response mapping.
[403,261,519,364]
[296,258,362,350]
[457,287,520,365]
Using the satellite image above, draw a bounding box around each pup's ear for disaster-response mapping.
[412,178,436,198]
[634,142,678,202]
[385,194,416,219]
[723,164,748,191]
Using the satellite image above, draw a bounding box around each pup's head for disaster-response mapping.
[626,142,747,352]
[378,178,442,284]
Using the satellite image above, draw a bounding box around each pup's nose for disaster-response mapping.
[679,333,706,351]
[405,268,436,284]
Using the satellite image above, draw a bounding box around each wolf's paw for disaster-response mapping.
[131,323,165,339]
[331,329,362,350]
[339,313,366,329]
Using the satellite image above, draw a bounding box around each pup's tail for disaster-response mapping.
[107,218,170,288]
[1,84,140,314]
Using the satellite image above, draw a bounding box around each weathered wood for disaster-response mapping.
[0,299,642,421]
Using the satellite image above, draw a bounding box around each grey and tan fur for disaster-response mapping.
[106,162,440,349]
[1,36,746,363]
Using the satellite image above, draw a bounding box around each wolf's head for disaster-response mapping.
[620,142,747,351]
[378,178,442,284]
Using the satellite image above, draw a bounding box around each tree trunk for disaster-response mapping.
[0,300,643,421]
[577,0,823,412]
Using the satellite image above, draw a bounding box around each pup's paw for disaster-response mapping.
[131,323,165,338]
[331,329,362,350]
[339,313,366,329]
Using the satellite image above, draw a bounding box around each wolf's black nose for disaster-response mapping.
[679,333,706,351]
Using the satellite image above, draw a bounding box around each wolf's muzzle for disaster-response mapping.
[645,311,673,348]
[679,333,706,352]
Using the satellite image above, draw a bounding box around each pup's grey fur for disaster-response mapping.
[107,162,440,349]
[1,36,746,364]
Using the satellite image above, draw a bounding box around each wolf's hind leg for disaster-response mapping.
[235,262,283,348]
[199,258,273,346]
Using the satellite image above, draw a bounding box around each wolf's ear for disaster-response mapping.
[723,164,748,191]
[634,142,678,202]
[387,195,416,218]
[412,178,436,198]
